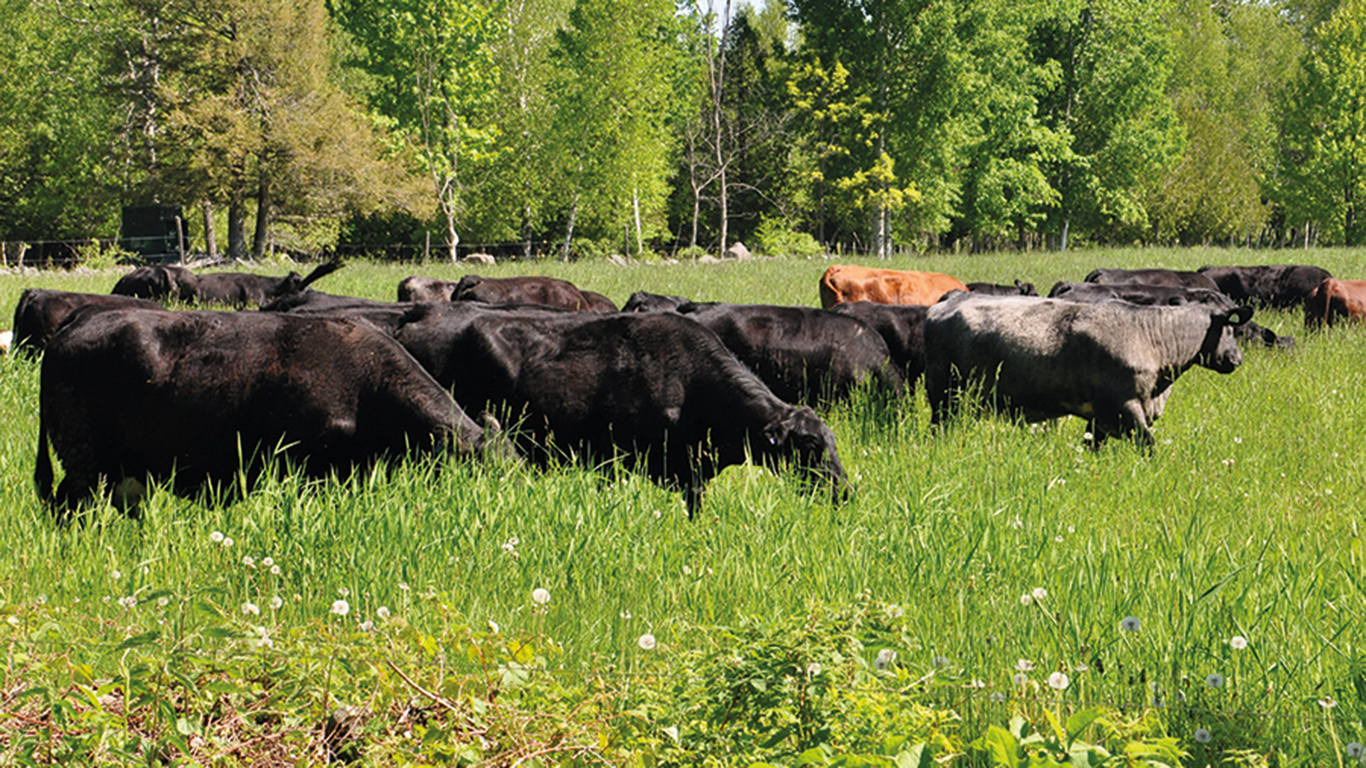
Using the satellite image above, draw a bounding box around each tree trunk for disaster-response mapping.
[202,200,218,261]
[562,192,578,261]
[227,197,247,262]
[251,175,271,262]
[444,206,459,262]
[633,186,643,255]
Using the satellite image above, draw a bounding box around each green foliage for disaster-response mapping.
[755,218,825,258]
[1278,0,1366,245]
[970,711,1184,767]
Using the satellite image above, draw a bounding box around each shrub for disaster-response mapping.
[755,218,825,259]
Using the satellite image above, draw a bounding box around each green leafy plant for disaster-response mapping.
[755,218,825,259]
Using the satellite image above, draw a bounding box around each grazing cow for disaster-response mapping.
[397,275,460,302]
[1048,281,1293,349]
[452,274,609,311]
[925,292,1253,445]
[819,265,968,309]
[262,292,421,336]
[12,289,162,354]
[622,291,693,312]
[827,302,928,390]
[35,308,498,516]
[192,260,344,308]
[1198,264,1332,309]
[1084,268,1219,292]
[112,264,199,302]
[967,280,1038,296]
[672,302,904,404]
[392,303,850,516]
[1304,278,1366,329]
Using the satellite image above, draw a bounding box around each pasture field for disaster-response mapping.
[1,247,1364,765]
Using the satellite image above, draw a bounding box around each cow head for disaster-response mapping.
[764,406,851,504]
[1199,305,1253,373]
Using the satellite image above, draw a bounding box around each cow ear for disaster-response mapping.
[1226,306,1253,326]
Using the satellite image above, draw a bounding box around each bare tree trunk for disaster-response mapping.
[562,192,578,261]
[202,200,218,261]
[251,175,272,261]
[633,186,643,255]
[227,197,247,262]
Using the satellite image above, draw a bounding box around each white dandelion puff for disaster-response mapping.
[1194,728,1211,743]
[377,606,391,621]
[806,662,822,677]
[1013,673,1029,686]
[270,565,281,575]
[242,556,255,568]
[111,570,122,581]
[1121,616,1141,632]
[488,620,500,634]
[270,596,283,610]
[221,537,233,548]
[990,692,1006,703]
[1347,742,1364,759]
[1230,635,1248,650]
[875,649,897,671]
[638,633,657,650]
[359,620,374,632]
[118,595,137,609]
[261,557,274,568]
[330,599,350,617]
[241,602,259,616]
[1319,696,1337,709]
[1047,671,1069,690]
[932,654,950,668]
[532,588,550,605]
[1015,658,1035,672]
[210,531,224,543]
[1032,587,1048,601]
[1020,593,1033,606]
[1205,673,1224,689]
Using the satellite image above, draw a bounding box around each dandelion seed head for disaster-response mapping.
[156,597,169,608]
[1013,673,1028,686]
[1016,659,1034,672]
[270,565,281,575]
[1205,673,1224,689]
[1020,593,1033,606]
[241,602,259,616]
[359,620,374,632]
[932,654,950,668]
[330,599,350,617]
[1032,587,1048,601]
[1346,742,1364,759]
[1194,728,1211,744]
[990,692,1006,703]
[242,556,255,568]
[1121,616,1141,632]
[270,596,283,610]
[118,595,136,609]
[222,537,233,548]
[210,531,224,543]
[1047,671,1069,691]
[488,620,500,633]
[638,633,657,650]
[111,570,122,581]
[806,662,821,676]
[377,606,391,621]
[1230,635,1248,650]
[532,588,551,605]
[873,648,897,671]
[1319,696,1337,709]
[261,557,274,568]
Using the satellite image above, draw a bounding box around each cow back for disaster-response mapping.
[820,265,967,309]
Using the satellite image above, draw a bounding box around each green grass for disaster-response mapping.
[1,247,1364,764]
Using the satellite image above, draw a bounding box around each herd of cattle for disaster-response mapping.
[4,259,1362,520]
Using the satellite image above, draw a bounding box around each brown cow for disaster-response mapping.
[819,265,967,309]
[1305,278,1366,329]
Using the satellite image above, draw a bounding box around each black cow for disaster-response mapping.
[622,291,693,312]
[392,303,850,516]
[671,302,904,405]
[35,308,498,517]
[1085,268,1218,291]
[966,280,1038,296]
[12,289,163,354]
[827,302,928,390]
[111,264,199,302]
[580,290,618,312]
[192,260,344,307]
[1048,281,1292,349]
[1197,264,1333,309]
[925,293,1252,445]
[397,275,460,302]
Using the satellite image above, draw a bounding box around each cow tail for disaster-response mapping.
[34,407,54,505]
[819,272,840,310]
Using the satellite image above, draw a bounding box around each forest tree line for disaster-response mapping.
[1,0,1364,262]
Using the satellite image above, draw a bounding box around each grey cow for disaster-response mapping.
[924,293,1252,445]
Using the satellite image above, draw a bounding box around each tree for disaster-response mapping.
[1279,0,1366,245]
[330,0,503,260]
[1032,0,1184,248]
[549,0,680,257]
[0,1,123,241]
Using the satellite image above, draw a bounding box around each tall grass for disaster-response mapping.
[1,248,1363,761]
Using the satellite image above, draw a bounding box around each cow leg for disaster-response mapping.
[683,483,704,519]
[926,364,953,425]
